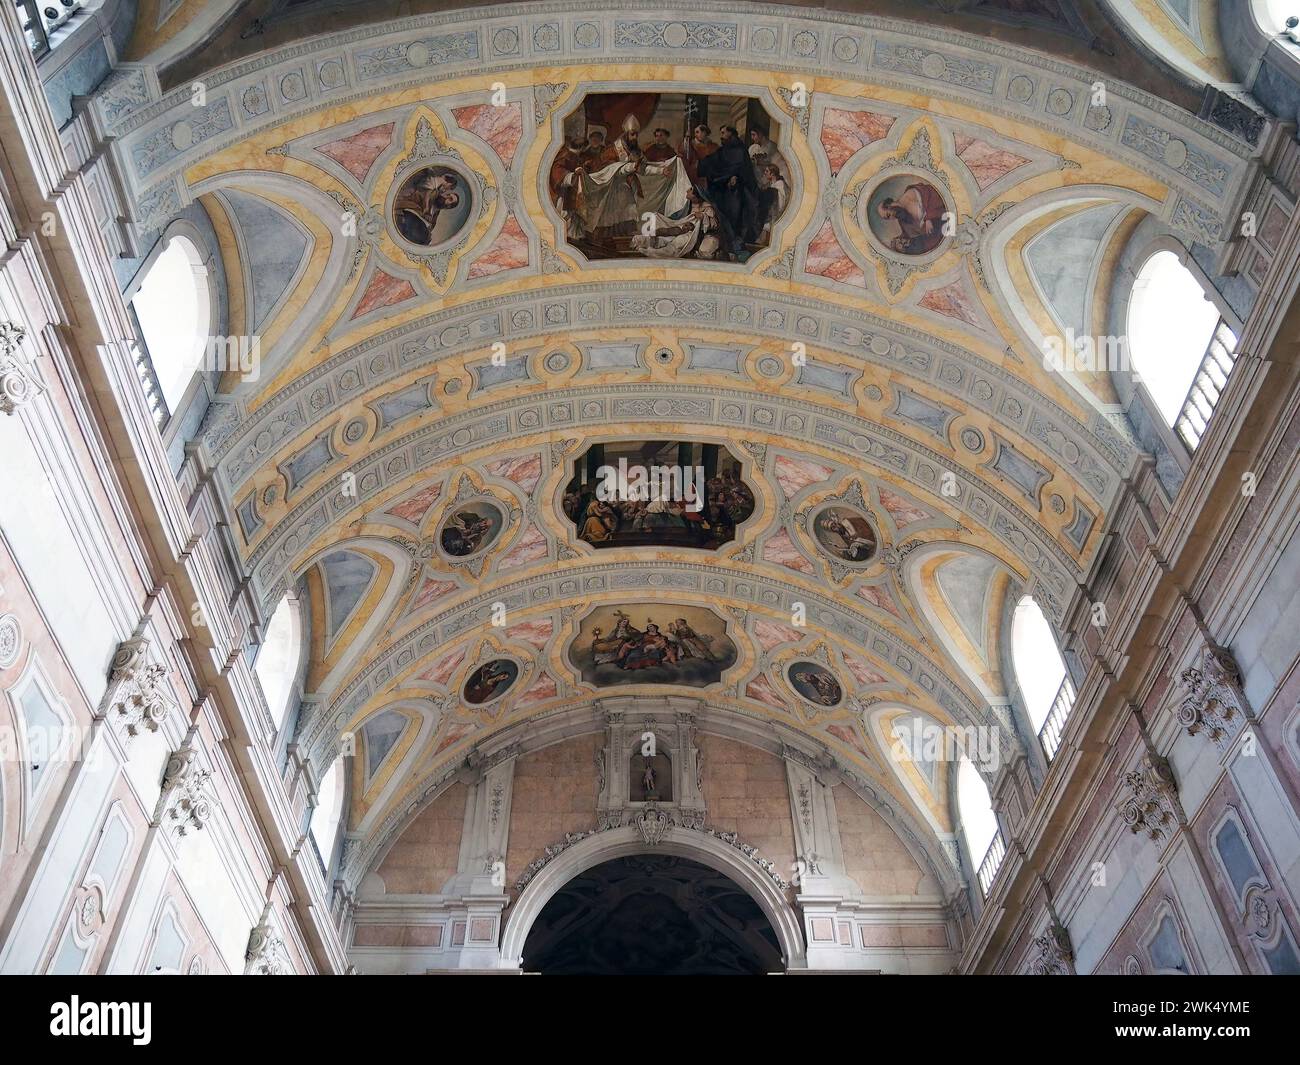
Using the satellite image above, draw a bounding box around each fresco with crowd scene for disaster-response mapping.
[548,91,791,262]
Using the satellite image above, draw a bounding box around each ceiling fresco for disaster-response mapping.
[92,2,1264,886]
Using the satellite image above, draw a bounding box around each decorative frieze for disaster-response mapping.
[513,814,789,894]
[1116,755,1178,844]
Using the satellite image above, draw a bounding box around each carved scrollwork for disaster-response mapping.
[1116,754,1178,843]
[102,637,175,743]
[245,904,292,975]
[0,321,42,414]
[155,736,217,843]
[635,803,673,846]
[1027,919,1074,975]
[1178,646,1247,749]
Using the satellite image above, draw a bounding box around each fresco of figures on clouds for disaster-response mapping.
[569,604,737,688]
[562,440,755,551]
[549,92,790,261]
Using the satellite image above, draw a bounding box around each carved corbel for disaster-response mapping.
[101,637,175,743]
[244,903,292,975]
[1178,646,1249,749]
[1116,754,1179,843]
[1027,918,1074,975]
[155,734,216,843]
[0,321,42,414]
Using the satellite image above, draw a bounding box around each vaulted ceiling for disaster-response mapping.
[97,1,1257,885]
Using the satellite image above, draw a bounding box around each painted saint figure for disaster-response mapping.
[874,179,947,255]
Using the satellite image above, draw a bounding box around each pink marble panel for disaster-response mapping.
[774,454,835,500]
[855,584,901,618]
[805,221,866,287]
[505,618,553,650]
[420,646,466,687]
[763,528,815,573]
[918,280,983,328]
[352,268,416,319]
[516,670,558,709]
[753,618,804,651]
[485,453,542,495]
[314,122,395,184]
[468,214,529,279]
[498,523,548,571]
[383,483,441,525]
[452,102,523,167]
[821,108,895,173]
[842,652,888,686]
[746,671,787,711]
[411,577,457,612]
[953,134,1030,190]
[876,487,931,529]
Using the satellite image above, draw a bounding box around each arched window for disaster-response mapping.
[254,594,302,733]
[1262,1,1299,33]
[130,235,211,416]
[1011,597,1066,731]
[1011,596,1074,760]
[310,759,345,868]
[957,756,998,877]
[1127,250,1237,449]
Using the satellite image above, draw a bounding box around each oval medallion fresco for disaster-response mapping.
[463,658,519,705]
[439,501,505,558]
[866,173,949,256]
[392,165,473,248]
[787,661,844,707]
[810,504,878,566]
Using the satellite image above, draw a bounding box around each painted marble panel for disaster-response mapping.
[315,122,395,183]
[821,107,895,173]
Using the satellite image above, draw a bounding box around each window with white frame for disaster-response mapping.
[130,235,212,422]
[254,593,302,734]
[957,755,1001,894]
[1010,595,1075,761]
[1127,249,1239,450]
[309,758,345,869]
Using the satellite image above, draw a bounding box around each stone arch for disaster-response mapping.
[499,824,807,970]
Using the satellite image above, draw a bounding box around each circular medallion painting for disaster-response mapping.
[439,501,504,558]
[811,504,878,566]
[392,165,473,248]
[463,658,519,705]
[788,661,843,707]
[866,173,949,256]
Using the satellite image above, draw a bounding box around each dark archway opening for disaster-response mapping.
[520,854,784,974]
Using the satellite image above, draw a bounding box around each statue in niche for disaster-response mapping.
[630,750,672,802]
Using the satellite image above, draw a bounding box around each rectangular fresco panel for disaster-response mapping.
[562,440,754,550]
[568,603,737,688]
[549,92,789,261]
